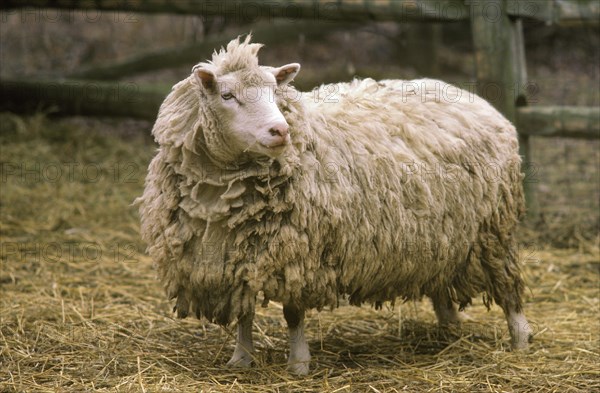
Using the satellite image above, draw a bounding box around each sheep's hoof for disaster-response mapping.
[437,317,461,327]
[458,311,473,322]
[511,332,534,350]
[439,311,471,326]
[434,304,467,326]
[287,360,310,376]
[226,352,253,368]
[510,324,534,350]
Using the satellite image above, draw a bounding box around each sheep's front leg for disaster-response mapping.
[505,309,533,350]
[283,304,310,375]
[431,291,461,326]
[226,311,254,368]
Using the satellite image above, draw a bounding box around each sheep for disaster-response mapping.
[136,35,533,375]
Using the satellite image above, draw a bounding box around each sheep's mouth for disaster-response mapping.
[260,141,289,149]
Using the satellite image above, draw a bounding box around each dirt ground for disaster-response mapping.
[1,12,599,393]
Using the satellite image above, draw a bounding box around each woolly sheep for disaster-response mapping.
[136,36,533,375]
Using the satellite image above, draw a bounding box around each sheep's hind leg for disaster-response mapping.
[486,254,533,349]
[505,308,533,350]
[431,290,461,326]
[226,311,254,368]
[484,247,533,349]
[500,276,533,349]
[283,304,310,376]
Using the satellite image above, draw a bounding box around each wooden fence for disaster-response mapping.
[1,0,599,214]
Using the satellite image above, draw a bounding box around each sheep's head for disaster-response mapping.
[192,36,300,161]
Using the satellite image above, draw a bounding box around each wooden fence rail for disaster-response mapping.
[517,106,600,139]
[0,79,166,120]
[2,0,470,22]
[2,79,598,140]
[1,0,599,25]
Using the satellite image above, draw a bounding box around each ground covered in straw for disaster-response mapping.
[1,114,598,392]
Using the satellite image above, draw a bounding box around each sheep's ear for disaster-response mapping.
[193,66,216,91]
[271,63,301,86]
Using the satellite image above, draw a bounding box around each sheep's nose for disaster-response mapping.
[269,123,289,138]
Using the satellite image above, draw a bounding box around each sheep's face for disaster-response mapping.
[193,63,300,160]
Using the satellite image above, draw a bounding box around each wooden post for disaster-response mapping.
[470,0,537,218]
[406,24,442,77]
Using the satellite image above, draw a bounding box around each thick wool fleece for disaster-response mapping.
[137,41,525,326]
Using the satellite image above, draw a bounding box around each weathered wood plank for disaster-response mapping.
[2,0,598,24]
[470,0,518,119]
[0,0,470,22]
[553,0,600,25]
[506,0,600,25]
[471,0,538,216]
[0,79,168,121]
[517,106,600,139]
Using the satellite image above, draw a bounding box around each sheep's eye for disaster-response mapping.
[221,92,235,101]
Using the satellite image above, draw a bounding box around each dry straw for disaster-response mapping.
[1,114,598,392]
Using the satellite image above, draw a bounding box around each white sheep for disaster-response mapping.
[136,36,533,375]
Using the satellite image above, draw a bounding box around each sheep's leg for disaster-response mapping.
[485,250,533,349]
[504,308,533,350]
[283,304,310,376]
[498,278,533,349]
[431,291,461,326]
[226,311,254,368]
